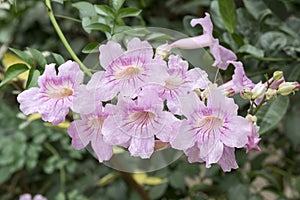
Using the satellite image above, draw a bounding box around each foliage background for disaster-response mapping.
[1,0,300,199]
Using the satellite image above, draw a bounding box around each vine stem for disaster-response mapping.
[44,0,92,77]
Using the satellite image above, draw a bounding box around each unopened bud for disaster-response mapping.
[246,114,257,125]
[272,71,283,81]
[266,88,277,100]
[155,43,171,59]
[251,82,266,99]
[277,82,300,96]
[240,87,252,99]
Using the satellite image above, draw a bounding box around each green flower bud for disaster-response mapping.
[277,82,300,96]
[272,71,283,81]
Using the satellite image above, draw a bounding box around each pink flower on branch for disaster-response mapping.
[102,86,179,159]
[87,38,168,100]
[17,61,84,124]
[156,13,236,70]
[158,55,210,114]
[218,61,255,95]
[68,102,114,162]
[171,89,251,171]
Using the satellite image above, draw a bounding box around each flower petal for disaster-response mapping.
[58,60,84,85]
[38,63,57,86]
[179,92,205,119]
[99,41,124,70]
[17,87,40,115]
[184,144,203,163]
[203,140,223,168]
[39,99,69,124]
[217,145,238,172]
[126,38,153,61]
[68,120,93,149]
[91,133,113,162]
[171,120,197,150]
[128,136,154,159]
[102,116,131,146]
[187,68,210,90]
[155,112,180,142]
[197,129,220,159]
[221,116,250,148]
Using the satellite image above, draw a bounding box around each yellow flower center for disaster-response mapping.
[116,66,141,80]
[48,87,74,99]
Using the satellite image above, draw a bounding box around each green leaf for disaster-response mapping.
[257,96,290,134]
[109,0,125,11]
[26,68,40,89]
[117,8,142,19]
[243,0,272,21]
[259,31,287,51]
[237,44,264,57]
[0,167,11,184]
[149,183,168,200]
[84,23,111,33]
[9,48,34,67]
[169,171,186,191]
[52,0,64,4]
[94,5,115,17]
[0,63,29,88]
[27,48,47,68]
[82,42,100,54]
[284,108,300,149]
[218,0,237,33]
[72,2,96,18]
[51,53,65,66]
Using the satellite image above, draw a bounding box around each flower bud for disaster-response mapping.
[155,43,171,59]
[277,82,300,96]
[240,87,252,99]
[251,82,266,99]
[265,88,277,100]
[246,114,257,125]
[272,71,283,81]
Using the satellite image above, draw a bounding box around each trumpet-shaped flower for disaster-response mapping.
[218,61,254,95]
[156,13,236,70]
[87,38,168,100]
[102,86,179,158]
[171,89,251,171]
[68,101,114,162]
[158,55,210,114]
[17,61,84,124]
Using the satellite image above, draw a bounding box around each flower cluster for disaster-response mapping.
[17,13,299,172]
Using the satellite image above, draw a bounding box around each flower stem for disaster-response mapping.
[44,0,92,76]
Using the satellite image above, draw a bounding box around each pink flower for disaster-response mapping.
[68,100,113,162]
[19,193,47,200]
[246,124,261,153]
[102,86,179,158]
[171,89,251,171]
[158,55,210,114]
[87,38,168,100]
[218,61,254,95]
[157,13,236,70]
[17,61,84,124]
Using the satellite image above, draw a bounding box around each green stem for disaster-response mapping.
[252,96,266,115]
[44,0,92,76]
[44,142,66,193]
[55,14,82,23]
